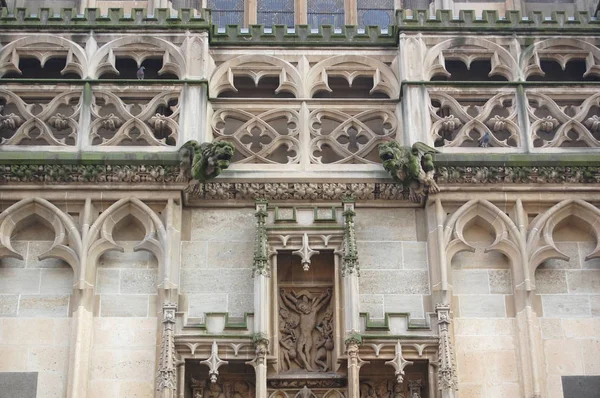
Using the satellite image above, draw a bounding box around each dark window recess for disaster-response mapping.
[431,60,508,82]
[218,76,296,98]
[307,0,345,28]
[358,0,394,28]
[3,57,80,79]
[98,58,178,80]
[527,60,600,82]
[562,376,600,398]
[258,0,294,27]
[313,77,390,99]
[402,0,432,9]
[208,0,244,27]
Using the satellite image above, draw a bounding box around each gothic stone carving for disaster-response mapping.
[192,379,255,398]
[157,303,177,391]
[379,142,439,203]
[360,380,405,398]
[177,140,235,183]
[279,288,333,372]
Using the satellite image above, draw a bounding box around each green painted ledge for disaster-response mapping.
[434,153,600,167]
[0,151,181,165]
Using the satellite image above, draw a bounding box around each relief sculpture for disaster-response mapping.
[192,379,255,398]
[360,380,406,398]
[279,288,333,372]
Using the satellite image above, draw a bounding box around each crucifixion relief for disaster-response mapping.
[279,288,333,372]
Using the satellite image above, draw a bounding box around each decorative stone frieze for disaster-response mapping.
[436,165,600,184]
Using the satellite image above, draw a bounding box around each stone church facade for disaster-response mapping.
[0,1,599,397]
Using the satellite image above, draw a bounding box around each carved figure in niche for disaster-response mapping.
[360,380,405,398]
[279,307,300,370]
[198,380,255,398]
[279,288,332,371]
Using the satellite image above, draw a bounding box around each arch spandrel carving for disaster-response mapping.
[0,35,87,78]
[89,36,185,79]
[424,38,517,81]
[0,197,82,274]
[521,38,600,80]
[527,199,600,276]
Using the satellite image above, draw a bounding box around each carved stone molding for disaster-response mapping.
[269,379,346,389]
[435,165,600,185]
[200,341,228,384]
[435,304,458,392]
[253,201,270,277]
[157,303,178,392]
[342,201,360,276]
[385,341,413,384]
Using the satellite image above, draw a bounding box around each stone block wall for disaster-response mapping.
[537,236,600,398]
[0,235,74,398]
[450,228,521,397]
[181,209,255,319]
[357,208,430,320]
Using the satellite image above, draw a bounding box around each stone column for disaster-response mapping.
[250,200,270,398]
[345,336,367,398]
[66,287,94,398]
[247,336,269,398]
[342,200,360,333]
[157,303,178,398]
[435,304,457,398]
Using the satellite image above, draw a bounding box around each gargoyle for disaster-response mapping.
[378,141,439,203]
[177,140,235,183]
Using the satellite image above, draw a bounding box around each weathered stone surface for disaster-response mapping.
[357,242,402,269]
[228,293,254,318]
[567,270,600,293]
[36,371,66,398]
[93,318,157,348]
[180,241,207,268]
[0,295,18,317]
[0,372,37,398]
[354,209,417,241]
[28,346,69,372]
[542,295,590,318]
[452,270,489,294]
[562,319,600,338]
[0,241,27,268]
[206,241,253,269]
[455,335,515,352]
[486,383,521,398]
[455,383,484,398]
[592,295,600,317]
[581,340,600,374]
[188,293,228,318]
[0,269,40,294]
[488,269,512,294]
[120,269,157,294]
[359,294,384,319]
[1,319,55,345]
[98,242,158,268]
[27,241,70,269]
[190,209,255,242]
[180,269,253,294]
[18,295,70,317]
[455,318,515,336]
[119,380,154,398]
[100,295,149,317]
[89,348,155,381]
[459,295,506,318]
[39,269,74,294]
[383,294,424,318]
[87,381,119,398]
[540,319,565,339]
[96,269,120,294]
[542,243,580,269]
[359,270,429,294]
[452,248,509,270]
[544,339,583,375]
[0,346,28,371]
[535,269,568,294]
[402,241,428,269]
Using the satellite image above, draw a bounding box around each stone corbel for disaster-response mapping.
[246,334,269,398]
[345,334,368,398]
[292,233,319,271]
[385,341,413,384]
[200,341,228,383]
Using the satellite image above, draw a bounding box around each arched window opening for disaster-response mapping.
[98,58,178,80]
[431,60,508,82]
[3,57,80,79]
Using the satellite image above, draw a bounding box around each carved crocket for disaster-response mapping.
[378,141,439,203]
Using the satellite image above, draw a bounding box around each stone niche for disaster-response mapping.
[359,361,429,398]
[187,362,255,398]
[271,252,345,397]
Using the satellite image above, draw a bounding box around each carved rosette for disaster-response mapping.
[342,200,360,277]
[253,200,270,277]
[157,303,177,391]
[436,303,458,391]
